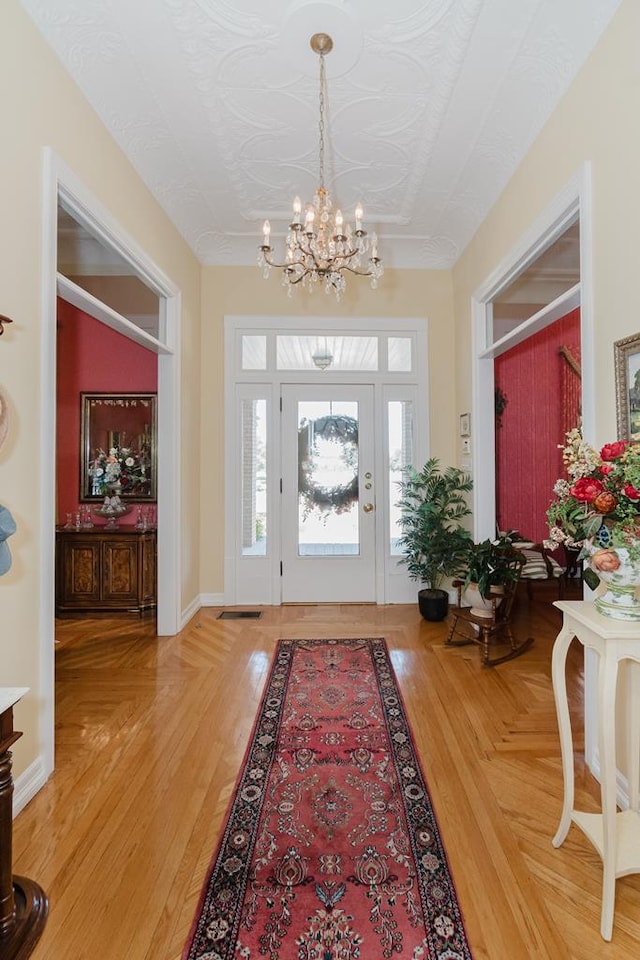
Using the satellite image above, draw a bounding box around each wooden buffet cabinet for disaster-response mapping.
[55,527,157,617]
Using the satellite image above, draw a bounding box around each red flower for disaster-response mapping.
[625,484,640,500]
[600,441,629,461]
[600,463,615,476]
[570,477,604,502]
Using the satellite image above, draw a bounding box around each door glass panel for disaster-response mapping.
[388,337,412,372]
[242,335,267,370]
[277,336,378,371]
[240,398,267,555]
[388,400,414,554]
[297,400,359,556]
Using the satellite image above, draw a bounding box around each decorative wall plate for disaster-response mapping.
[0,388,9,451]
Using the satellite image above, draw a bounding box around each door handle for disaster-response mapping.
[363,502,375,513]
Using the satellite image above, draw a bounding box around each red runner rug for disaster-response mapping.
[183,638,473,959]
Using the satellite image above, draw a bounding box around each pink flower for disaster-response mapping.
[591,549,621,572]
[600,441,629,461]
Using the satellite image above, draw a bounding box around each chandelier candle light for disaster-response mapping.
[258,33,383,299]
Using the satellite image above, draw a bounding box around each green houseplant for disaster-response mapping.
[462,531,523,611]
[397,458,473,621]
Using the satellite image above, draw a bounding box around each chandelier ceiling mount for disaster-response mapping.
[258,32,383,300]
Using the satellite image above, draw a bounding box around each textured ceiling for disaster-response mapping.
[20,0,621,270]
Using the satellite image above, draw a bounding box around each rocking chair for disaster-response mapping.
[446,548,533,667]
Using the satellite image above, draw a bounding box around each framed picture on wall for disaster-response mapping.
[80,392,157,501]
[615,334,640,441]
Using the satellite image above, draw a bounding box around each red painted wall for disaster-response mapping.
[495,309,580,543]
[56,298,157,523]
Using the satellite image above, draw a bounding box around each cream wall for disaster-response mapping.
[199,266,455,594]
[1,1,201,779]
[452,0,638,444]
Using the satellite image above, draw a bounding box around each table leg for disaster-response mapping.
[627,661,640,812]
[552,625,577,847]
[598,652,618,942]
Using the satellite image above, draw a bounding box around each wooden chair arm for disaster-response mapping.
[451,579,465,607]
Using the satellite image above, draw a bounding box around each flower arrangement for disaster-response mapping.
[88,446,150,496]
[547,427,640,569]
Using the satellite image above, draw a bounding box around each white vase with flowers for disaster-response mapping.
[547,428,640,620]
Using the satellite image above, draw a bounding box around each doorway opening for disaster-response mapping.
[39,150,182,779]
[470,164,596,765]
[493,222,581,544]
[470,167,593,543]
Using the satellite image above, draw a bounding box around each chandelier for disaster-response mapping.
[258,32,383,300]
[312,337,333,370]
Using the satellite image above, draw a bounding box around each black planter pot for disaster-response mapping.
[418,588,449,622]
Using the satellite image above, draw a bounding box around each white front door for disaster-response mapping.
[281,384,376,602]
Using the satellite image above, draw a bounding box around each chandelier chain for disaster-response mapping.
[318,53,326,190]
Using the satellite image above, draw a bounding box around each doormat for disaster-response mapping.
[217,610,262,620]
[183,637,473,959]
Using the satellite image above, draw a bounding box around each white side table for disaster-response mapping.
[551,600,640,940]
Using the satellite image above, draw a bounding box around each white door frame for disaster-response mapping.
[223,316,429,606]
[39,149,182,778]
[470,163,597,764]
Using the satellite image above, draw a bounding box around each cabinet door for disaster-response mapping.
[57,538,101,604]
[102,540,139,602]
[140,535,157,603]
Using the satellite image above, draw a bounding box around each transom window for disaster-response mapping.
[239,333,414,374]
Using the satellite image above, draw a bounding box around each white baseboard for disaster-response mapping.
[180,595,203,628]
[13,756,48,817]
[587,750,629,811]
[180,594,226,627]
[199,593,225,607]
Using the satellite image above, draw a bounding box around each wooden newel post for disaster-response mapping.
[0,714,21,936]
[0,691,48,958]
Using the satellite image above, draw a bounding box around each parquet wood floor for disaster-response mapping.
[12,585,640,959]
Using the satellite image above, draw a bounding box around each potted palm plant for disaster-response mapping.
[397,458,473,621]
